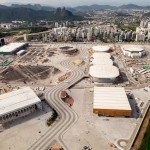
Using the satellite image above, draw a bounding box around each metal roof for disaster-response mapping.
[0,87,41,116]
[0,42,27,53]
[93,87,131,110]
[89,65,119,79]
[121,45,145,52]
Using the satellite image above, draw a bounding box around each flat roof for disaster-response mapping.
[121,45,145,52]
[91,58,113,65]
[0,42,27,53]
[91,53,111,59]
[92,45,111,52]
[93,87,131,110]
[0,87,41,116]
[89,65,119,78]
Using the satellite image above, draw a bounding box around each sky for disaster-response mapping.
[1,0,150,7]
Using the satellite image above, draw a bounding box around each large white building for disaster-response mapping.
[93,87,132,116]
[0,42,28,55]
[0,87,42,124]
[89,65,119,83]
[89,45,119,83]
[91,53,111,59]
[90,58,113,66]
[92,45,113,52]
[121,45,146,58]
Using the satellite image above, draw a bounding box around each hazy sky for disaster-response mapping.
[1,0,150,7]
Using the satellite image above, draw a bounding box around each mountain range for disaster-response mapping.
[0,6,83,22]
[0,3,150,22]
[9,4,150,12]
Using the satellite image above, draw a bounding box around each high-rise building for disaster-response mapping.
[136,20,150,41]
[55,22,59,28]
[136,33,145,42]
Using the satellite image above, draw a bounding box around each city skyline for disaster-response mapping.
[1,0,150,7]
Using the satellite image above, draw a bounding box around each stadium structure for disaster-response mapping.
[121,45,146,58]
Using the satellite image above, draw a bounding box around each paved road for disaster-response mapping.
[27,49,87,150]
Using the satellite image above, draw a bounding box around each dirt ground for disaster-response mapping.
[0,65,60,83]
[131,109,150,150]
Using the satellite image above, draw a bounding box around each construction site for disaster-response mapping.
[0,42,150,150]
[0,65,60,83]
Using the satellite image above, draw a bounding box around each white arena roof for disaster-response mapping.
[91,58,113,65]
[93,87,131,110]
[89,65,119,79]
[0,87,41,116]
[121,45,145,52]
[91,53,111,59]
[0,42,27,53]
[92,45,111,52]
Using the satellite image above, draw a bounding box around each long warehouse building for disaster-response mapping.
[93,87,132,116]
[0,87,42,124]
[0,42,28,55]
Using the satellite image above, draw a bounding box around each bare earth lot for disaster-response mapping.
[0,65,60,83]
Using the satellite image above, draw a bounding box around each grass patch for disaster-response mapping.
[16,36,24,41]
[139,121,150,150]
[46,109,58,127]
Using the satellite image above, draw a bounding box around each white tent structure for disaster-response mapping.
[92,45,111,52]
[90,58,113,65]
[89,65,119,83]
[91,53,111,59]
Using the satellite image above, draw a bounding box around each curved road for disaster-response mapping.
[28,48,87,150]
